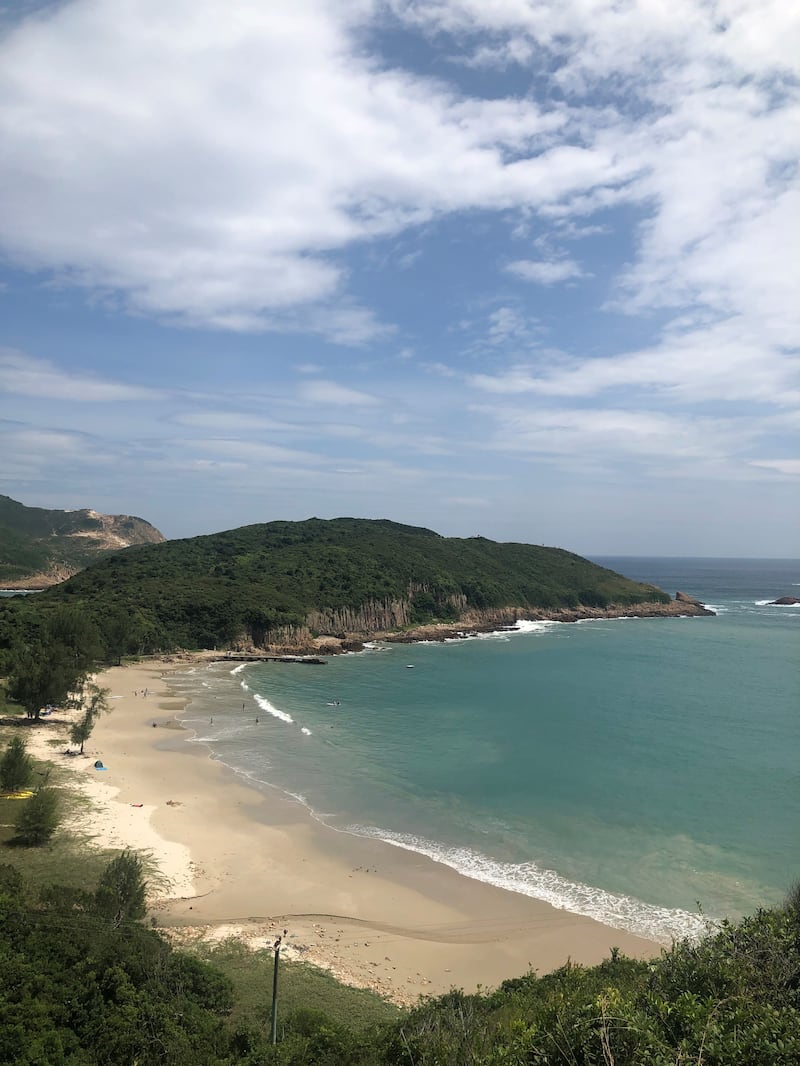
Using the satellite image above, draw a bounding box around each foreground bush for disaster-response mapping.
[1,850,799,1064]
[0,857,241,1065]
[384,896,800,1066]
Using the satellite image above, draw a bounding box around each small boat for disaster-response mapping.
[406,664,415,669]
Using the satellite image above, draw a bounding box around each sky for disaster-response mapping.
[0,0,798,557]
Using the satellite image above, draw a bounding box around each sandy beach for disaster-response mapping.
[28,659,661,1005]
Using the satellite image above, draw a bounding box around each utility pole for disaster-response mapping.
[270,929,287,1045]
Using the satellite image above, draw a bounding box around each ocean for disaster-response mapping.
[168,558,799,944]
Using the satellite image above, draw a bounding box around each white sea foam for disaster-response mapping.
[512,619,560,634]
[230,664,246,675]
[253,692,294,724]
[301,727,312,736]
[240,681,250,692]
[346,825,711,945]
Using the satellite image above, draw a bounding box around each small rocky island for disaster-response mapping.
[768,596,800,605]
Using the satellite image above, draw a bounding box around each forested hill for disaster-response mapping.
[0,495,165,588]
[0,518,680,656]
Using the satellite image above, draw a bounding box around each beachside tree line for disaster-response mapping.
[0,603,111,846]
[0,685,108,846]
[0,604,113,719]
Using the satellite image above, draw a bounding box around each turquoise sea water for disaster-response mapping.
[170,558,799,943]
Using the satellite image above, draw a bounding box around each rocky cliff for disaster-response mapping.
[231,592,714,655]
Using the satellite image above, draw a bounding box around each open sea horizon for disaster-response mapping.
[169,557,799,944]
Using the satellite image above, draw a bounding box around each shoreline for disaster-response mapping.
[24,658,662,1005]
[229,595,715,658]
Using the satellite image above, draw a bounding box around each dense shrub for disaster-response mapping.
[0,735,33,792]
[13,787,60,845]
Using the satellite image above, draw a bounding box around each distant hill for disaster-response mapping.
[1,517,690,656]
[0,495,165,588]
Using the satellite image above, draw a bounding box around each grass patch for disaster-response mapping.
[0,816,117,889]
[190,938,403,1040]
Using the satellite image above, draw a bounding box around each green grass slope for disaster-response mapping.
[1,518,669,655]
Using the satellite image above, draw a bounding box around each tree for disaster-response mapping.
[69,712,94,755]
[45,605,102,670]
[6,642,86,720]
[5,608,100,721]
[103,609,132,665]
[14,786,60,845]
[69,682,110,754]
[94,849,148,924]
[0,735,33,793]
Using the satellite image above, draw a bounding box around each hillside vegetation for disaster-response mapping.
[0,518,671,656]
[0,494,164,588]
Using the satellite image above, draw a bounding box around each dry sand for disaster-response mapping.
[27,659,661,1005]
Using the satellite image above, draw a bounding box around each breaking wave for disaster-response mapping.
[253,692,294,724]
[344,825,710,945]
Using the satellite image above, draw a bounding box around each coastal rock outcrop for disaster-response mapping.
[768,596,800,605]
[231,592,715,655]
[675,591,704,606]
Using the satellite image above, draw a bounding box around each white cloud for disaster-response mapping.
[393,0,800,353]
[1,0,797,552]
[172,411,293,432]
[297,380,380,407]
[0,0,584,336]
[2,0,794,365]
[462,402,783,489]
[749,459,800,477]
[506,257,585,284]
[392,0,800,81]
[176,437,327,468]
[469,317,800,406]
[0,348,160,402]
[444,495,489,507]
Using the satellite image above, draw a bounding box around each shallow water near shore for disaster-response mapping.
[171,558,799,944]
